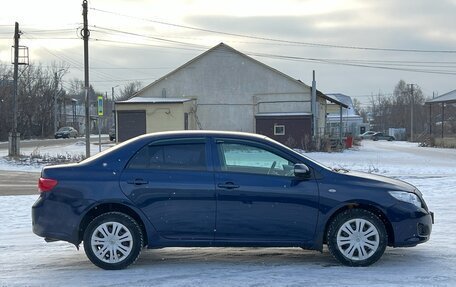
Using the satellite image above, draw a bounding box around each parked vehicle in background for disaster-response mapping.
[109,126,116,141]
[372,132,395,141]
[359,131,376,140]
[32,131,433,270]
[54,127,78,139]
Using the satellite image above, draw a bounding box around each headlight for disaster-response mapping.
[388,191,422,208]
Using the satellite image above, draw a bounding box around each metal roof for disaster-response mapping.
[116,97,192,104]
[426,89,456,104]
[255,112,312,117]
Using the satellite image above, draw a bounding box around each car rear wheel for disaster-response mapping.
[83,212,143,270]
[327,209,387,266]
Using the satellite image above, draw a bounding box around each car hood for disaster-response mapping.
[335,170,420,195]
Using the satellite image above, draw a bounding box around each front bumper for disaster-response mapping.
[54,134,69,138]
[389,204,433,247]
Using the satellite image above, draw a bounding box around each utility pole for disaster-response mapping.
[311,71,317,138]
[409,84,415,142]
[54,72,59,133]
[9,22,20,157]
[82,0,90,158]
[430,92,434,136]
[112,85,118,133]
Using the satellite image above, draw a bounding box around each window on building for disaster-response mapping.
[274,124,285,135]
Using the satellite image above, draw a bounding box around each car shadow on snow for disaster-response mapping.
[132,246,432,269]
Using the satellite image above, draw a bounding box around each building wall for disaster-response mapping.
[255,115,312,148]
[116,102,196,135]
[137,45,312,133]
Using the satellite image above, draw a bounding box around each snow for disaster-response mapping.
[1,140,456,286]
[0,140,113,172]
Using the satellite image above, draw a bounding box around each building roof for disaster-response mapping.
[255,112,312,117]
[326,93,356,115]
[134,43,347,108]
[116,97,192,104]
[426,89,456,104]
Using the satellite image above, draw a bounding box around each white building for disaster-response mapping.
[118,43,346,147]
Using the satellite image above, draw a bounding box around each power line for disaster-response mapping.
[90,7,456,54]
[91,25,207,48]
[91,36,456,76]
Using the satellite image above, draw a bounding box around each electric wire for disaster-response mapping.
[90,7,456,54]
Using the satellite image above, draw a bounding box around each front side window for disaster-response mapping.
[218,142,294,176]
[128,142,206,171]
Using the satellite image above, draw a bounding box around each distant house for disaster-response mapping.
[326,93,368,137]
[116,43,346,147]
[426,89,456,148]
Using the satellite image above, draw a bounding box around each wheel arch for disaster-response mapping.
[322,202,395,246]
[77,202,149,246]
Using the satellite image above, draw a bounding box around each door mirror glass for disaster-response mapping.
[294,163,310,177]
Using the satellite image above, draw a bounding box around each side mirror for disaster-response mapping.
[294,163,311,177]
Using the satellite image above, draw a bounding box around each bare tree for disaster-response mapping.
[369,80,428,140]
[0,63,68,140]
[352,98,368,122]
[116,81,143,101]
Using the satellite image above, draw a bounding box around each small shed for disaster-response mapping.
[426,90,456,147]
[255,113,312,147]
[115,97,196,142]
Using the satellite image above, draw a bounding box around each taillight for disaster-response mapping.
[38,178,58,192]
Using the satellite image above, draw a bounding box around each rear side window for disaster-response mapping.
[127,142,207,171]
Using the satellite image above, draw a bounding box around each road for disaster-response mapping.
[0,135,110,196]
[0,170,40,196]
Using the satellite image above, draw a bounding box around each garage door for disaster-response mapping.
[117,110,146,142]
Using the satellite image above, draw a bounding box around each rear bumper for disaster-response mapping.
[32,194,85,245]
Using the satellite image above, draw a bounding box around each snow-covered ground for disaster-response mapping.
[0,140,455,286]
[0,140,113,172]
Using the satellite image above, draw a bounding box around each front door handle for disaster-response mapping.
[217,182,240,189]
[127,179,149,185]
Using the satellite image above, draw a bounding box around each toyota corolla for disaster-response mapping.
[32,131,433,270]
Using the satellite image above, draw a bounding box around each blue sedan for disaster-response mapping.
[32,131,433,269]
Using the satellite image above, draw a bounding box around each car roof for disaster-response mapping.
[133,130,270,141]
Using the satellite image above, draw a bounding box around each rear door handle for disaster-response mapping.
[217,182,240,189]
[127,179,149,185]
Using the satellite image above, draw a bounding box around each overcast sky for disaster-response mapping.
[1,0,456,105]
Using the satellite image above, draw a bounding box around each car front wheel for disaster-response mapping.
[83,212,143,270]
[327,209,387,266]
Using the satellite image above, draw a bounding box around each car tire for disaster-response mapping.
[372,137,378,141]
[388,137,394,141]
[83,212,143,270]
[326,209,387,267]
